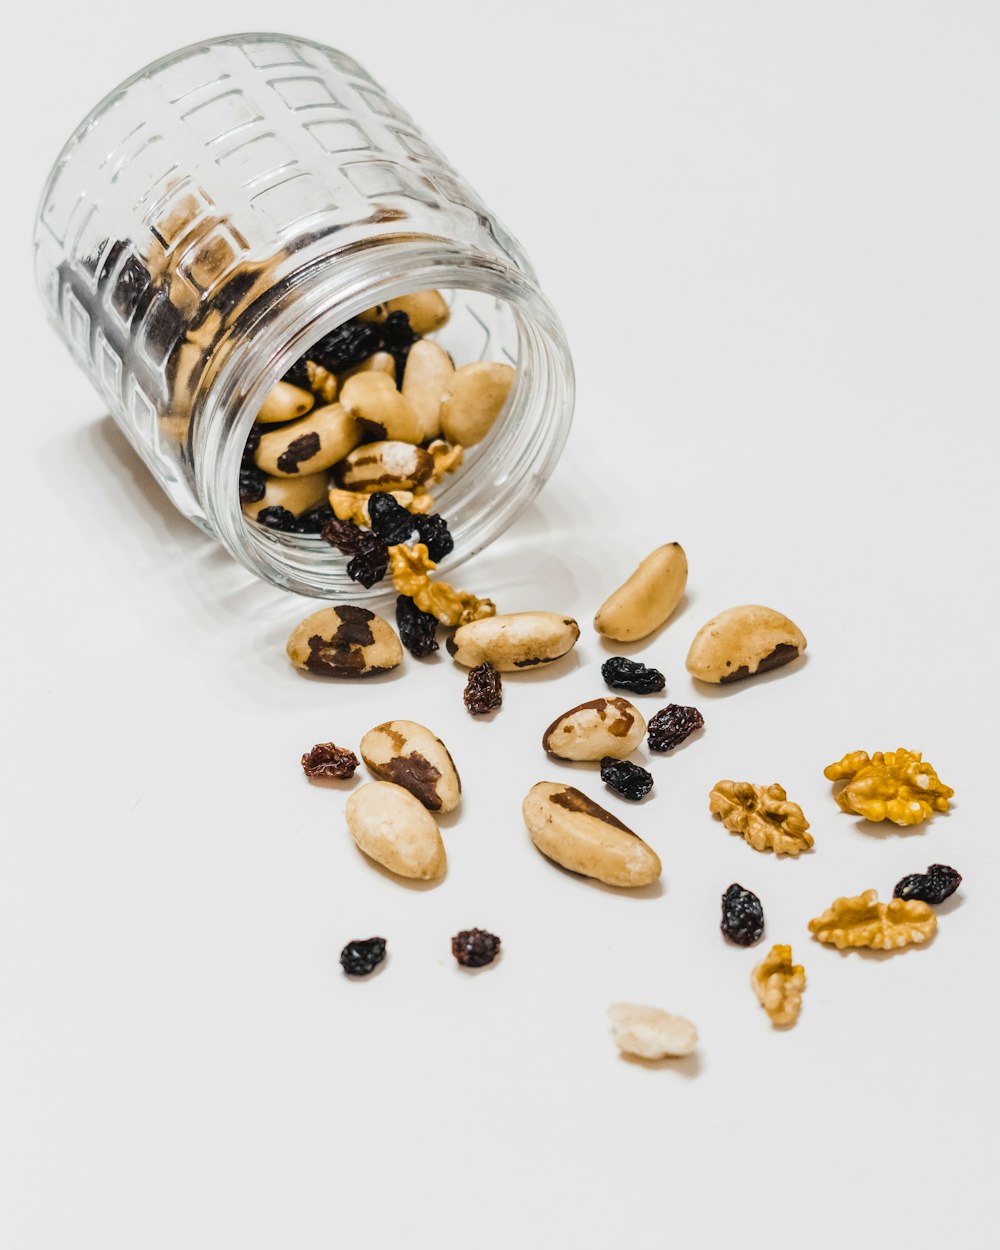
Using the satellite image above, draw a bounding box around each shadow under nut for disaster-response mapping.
[594,542,688,642]
[542,697,646,761]
[359,719,461,813]
[522,781,661,887]
[686,605,807,684]
[447,612,580,671]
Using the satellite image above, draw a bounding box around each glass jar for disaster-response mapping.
[34,32,573,598]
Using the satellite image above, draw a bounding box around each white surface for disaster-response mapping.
[2,3,998,1247]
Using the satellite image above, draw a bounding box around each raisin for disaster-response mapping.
[239,463,266,504]
[368,491,419,546]
[241,425,261,466]
[720,883,764,946]
[893,864,962,905]
[600,757,654,801]
[464,662,502,715]
[601,656,666,694]
[310,319,384,374]
[340,936,387,977]
[276,431,321,474]
[294,504,335,534]
[415,512,454,561]
[256,506,298,531]
[301,742,360,779]
[396,594,439,657]
[347,531,389,587]
[379,309,417,382]
[321,515,366,554]
[647,703,705,752]
[282,358,312,389]
[451,928,501,968]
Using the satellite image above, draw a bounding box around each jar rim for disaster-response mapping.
[195,233,574,598]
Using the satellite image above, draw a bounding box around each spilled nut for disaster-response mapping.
[360,720,461,813]
[448,612,580,671]
[808,890,936,951]
[686,605,806,684]
[346,781,447,880]
[286,605,403,678]
[542,697,646,761]
[522,781,661,888]
[608,1004,698,1059]
[594,542,688,642]
[751,945,806,1026]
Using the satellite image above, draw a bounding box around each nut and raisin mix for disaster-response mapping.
[340,936,387,977]
[451,928,501,968]
[600,656,666,695]
[647,703,704,752]
[463,662,502,714]
[720,884,764,946]
[600,757,654,801]
[301,743,360,780]
[893,864,962,905]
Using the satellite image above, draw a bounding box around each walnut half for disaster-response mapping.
[751,945,806,1025]
[824,748,953,826]
[709,780,813,856]
[808,889,936,951]
[388,542,495,627]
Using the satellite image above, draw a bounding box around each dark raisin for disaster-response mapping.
[451,928,501,968]
[347,531,389,587]
[276,431,321,474]
[321,515,366,554]
[601,656,666,694]
[340,936,387,977]
[241,425,261,466]
[282,357,312,389]
[294,504,335,534]
[239,463,266,504]
[415,512,454,561]
[464,662,502,715]
[893,864,962,905]
[256,506,298,531]
[396,594,439,657]
[309,319,383,373]
[600,756,654,801]
[720,883,764,946]
[379,309,416,382]
[301,742,360,779]
[647,703,705,752]
[368,491,419,545]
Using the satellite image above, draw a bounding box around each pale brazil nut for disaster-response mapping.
[346,781,447,880]
[685,605,806,684]
[257,379,315,424]
[440,361,515,447]
[401,339,454,442]
[286,605,403,677]
[522,782,661,888]
[255,403,363,477]
[594,542,688,642]
[339,372,423,445]
[447,612,580,671]
[542,697,646,761]
[242,471,329,520]
[608,1003,698,1059]
[335,440,435,491]
[359,720,461,813]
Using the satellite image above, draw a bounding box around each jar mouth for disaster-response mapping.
[196,238,574,598]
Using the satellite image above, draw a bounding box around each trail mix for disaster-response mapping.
[279,536,962,1057]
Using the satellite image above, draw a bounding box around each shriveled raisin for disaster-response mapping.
[415,512,454,561]
[369,491,419,546]
[309,318,383,373]
[380,309,416,382]
[451,928,501,968]
[396,594,439,657]
[294,504,335,534]
[721,883,764,946]
[893,864,962,905]
[282,358,312,389]
[239,463,266,504]
[464,662,502,715]
[600,756,654,801]
[321,515,366,554]
[647,703,705,752]
[601,656,666,694]
[241,425,261,465]
[347,532,389,588]
[256,506,298,531]
[340,936,387,977]
[301,742,360,780]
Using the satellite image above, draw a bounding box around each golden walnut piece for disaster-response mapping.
[709,781,813,856]
[388,542,495,627]
[751,945,806,1026]
[824,748,953,826]
[808,889,936,951]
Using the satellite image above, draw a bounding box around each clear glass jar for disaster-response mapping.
[34,32,573,597]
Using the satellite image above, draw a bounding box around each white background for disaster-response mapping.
[2,3,998,1247]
